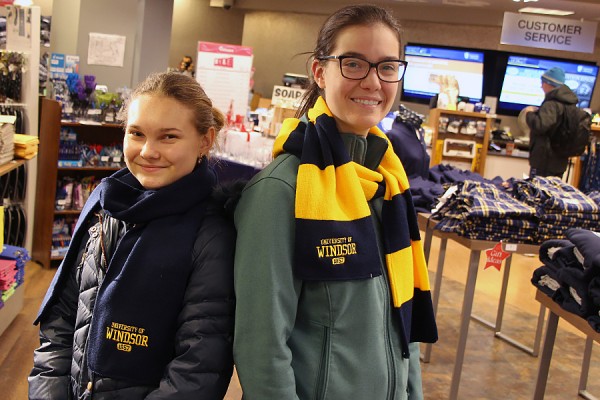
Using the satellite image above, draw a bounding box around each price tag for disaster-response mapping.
[505,243,517,252]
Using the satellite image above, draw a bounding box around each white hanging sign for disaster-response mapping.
[88,33,126,67]
[196,41,253,120]
[501,12,597,54]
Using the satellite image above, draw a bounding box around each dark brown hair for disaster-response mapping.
[296,4,403,118]
[118,72,225,144]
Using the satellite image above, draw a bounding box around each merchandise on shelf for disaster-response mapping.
[0,244,29,309]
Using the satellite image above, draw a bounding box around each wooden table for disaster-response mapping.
[418,213,544,400]
[534,290,599,400]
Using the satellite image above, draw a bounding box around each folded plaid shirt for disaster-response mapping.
[514,176,600,215]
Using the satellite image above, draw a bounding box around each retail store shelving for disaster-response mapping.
[32,98,123,268]
[0,159,26,336]
[571,124,600,188]
[428,108,493,176]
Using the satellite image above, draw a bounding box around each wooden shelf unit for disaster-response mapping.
[571,124,600,188]
[428,108,493,176]
[32,99,123,268]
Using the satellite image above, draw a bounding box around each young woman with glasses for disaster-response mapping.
[233,4,437,399]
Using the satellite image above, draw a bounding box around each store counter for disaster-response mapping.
[484,150,530,180]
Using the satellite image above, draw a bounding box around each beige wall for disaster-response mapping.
[33,0,53,15]
[241,12,324,98]
[168,0,245,71]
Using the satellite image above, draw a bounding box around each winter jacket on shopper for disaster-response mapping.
[526,84,579,176]
[234,132,431,400]
[29,165,235,400]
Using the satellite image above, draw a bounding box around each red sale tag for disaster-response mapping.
[484,242,511,271]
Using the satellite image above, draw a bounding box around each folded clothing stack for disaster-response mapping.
[0,258,17,309]
[531,228,600,332]
[13,133,39,160]
[0,122,14,164]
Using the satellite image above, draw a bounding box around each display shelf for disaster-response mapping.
[428,108,493,175]
[57,166,121,172]
[0,285,24,337]
[0,159,26,176]
[32,99,125,268]
[571,124,600,188]
[0,4,41,336]
[61,121,122,129]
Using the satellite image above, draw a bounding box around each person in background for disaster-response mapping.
[524,66,579,177]
[179,55,195,77]
[233,4,437,399]
[29,72,235,399]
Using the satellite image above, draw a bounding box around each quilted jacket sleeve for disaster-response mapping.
[526,100,562,138]
[28,235,88,400]
[145,212,236,400]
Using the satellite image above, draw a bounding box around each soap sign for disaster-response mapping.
[271,85,306,108]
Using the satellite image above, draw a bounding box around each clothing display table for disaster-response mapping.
[534,289,599,400]
[418,213,543,400]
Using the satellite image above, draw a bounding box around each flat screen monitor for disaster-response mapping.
[401,44,485,104]
[498,55,598,113]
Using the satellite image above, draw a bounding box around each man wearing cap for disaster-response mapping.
[523,66,579,177]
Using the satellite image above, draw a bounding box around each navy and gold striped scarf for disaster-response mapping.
[274,97,437,350]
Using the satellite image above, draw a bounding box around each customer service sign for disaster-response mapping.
[501,12,597,53]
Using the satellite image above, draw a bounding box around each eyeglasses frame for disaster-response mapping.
[317,55,408,83]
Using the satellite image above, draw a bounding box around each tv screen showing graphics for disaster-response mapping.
[401,44,485,104]
[498,55,598,114]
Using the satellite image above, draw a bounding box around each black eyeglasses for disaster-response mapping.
[318,55,408,83]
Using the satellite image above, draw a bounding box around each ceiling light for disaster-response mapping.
[442,0,490,6]
[519,7,575,16]
[513,0,539,2]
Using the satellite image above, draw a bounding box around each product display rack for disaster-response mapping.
[428,108,493,176]
[0,159,26,337]
[0,4,40,336]
[32,98,123,268]
[571,124,600,188]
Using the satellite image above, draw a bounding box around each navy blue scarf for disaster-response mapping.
[87,160,216,384]
[37,160,216,385]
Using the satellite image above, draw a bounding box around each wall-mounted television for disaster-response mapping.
[498,55,598,114]
[401,44,485,104]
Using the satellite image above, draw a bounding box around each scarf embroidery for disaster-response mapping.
[273,97,437,349]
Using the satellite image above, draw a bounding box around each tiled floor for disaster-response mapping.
[2,233,599,399]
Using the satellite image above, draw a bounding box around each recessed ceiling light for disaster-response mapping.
[519,7,575,16]
[442,0,490,6]
[513,0,539,3]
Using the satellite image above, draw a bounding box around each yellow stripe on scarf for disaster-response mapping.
[386,240,430,307]
[273,118,302,159]
[296,163,371,221]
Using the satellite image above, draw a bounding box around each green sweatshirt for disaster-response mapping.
[233,134,424,400]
